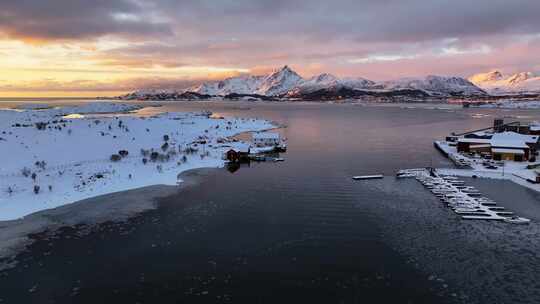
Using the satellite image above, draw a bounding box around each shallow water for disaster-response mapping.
[1,101,540,303]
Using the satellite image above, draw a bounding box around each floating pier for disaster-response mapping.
[352,175,384,180]
[397,168,530,223]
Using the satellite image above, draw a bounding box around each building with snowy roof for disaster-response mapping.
[252,132,281,147]
[457,131,539,162]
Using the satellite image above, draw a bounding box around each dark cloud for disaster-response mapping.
[152,0,540,42]
[0,0,171,41]
[3,1,540,43]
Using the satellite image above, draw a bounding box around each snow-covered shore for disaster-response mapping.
[0,103,274,221]
[473,100,540,109]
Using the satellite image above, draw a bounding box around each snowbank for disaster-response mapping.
[0,104,274,220]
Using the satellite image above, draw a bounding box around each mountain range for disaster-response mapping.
[468,70,540,95]
[120,66,539,101]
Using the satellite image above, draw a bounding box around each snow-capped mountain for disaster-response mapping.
[469,70,540,95]
[469,70,504,84]
[186,66,302,96]
[189,75,264,96]
[120,65,488,100]
[382,75,486,97]
[286,73,375,96]
[255,65,303,96]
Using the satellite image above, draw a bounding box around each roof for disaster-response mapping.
[492,131,538,143]
[469,144,491,148]
[458,138,491,144]
[491,132,536,148]
[228,143,250,153]
[530,125,540,131]
[253,132,280,140]
[491,148,525,155]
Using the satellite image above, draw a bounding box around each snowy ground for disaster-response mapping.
[0,103,274,221]
[435,141,540,193]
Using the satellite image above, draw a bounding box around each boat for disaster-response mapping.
[503,216,531,225]
[273,157,285,162]
[352,175,384,180]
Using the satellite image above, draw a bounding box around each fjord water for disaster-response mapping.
[2,102,540,303]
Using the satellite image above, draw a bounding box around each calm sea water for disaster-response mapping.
[1,102,540,303]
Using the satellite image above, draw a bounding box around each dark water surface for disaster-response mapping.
[2,102,540,303]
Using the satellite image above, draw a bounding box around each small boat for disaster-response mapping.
[503,216,531,225]
[352,175,384,180]
[273,157,285,162]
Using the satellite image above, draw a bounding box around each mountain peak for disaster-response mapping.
[507,72,535,85]
[256,65,303,96]
[272,65,298,76]
[468,70,540,94]
[469,70,504,84]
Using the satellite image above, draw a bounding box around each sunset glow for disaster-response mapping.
[1,1,539,97]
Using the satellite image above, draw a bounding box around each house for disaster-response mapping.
[224,143,250,162]
[457,138,491,153]
[252,132,281,147]
[530,124,540,136]
[491,132,538,161]
[457,131,538,162]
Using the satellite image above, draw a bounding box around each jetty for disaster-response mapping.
[352,175,384,180]
[396,168,530,223]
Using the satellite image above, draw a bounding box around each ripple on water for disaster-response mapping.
[365,177,540,304]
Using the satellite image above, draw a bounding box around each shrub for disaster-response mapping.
[35,161,46,170]
[161,142,169,151]
[35,122,47,130]
[142,158,148,165]
[21,167,31,177]
[118,150,129,157]
[163,134,169,142]
[150,151,159,161]
[110,154,122,162]
[33,185,40,194]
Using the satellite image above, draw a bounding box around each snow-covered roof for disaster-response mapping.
[469,144,491,148]
[530,124,540,131]
[458,138,491,144]
[253,132,280,140]
[472,131,490,137]
[491,132,538,148]
[228,143,250,153]
[491,148,525,155]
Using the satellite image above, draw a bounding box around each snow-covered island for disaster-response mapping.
[0,103,275,221]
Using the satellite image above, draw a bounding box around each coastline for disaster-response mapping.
[0,167,216,271]
[0,104,275,220]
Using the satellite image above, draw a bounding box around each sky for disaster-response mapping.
[1,0,540,97]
